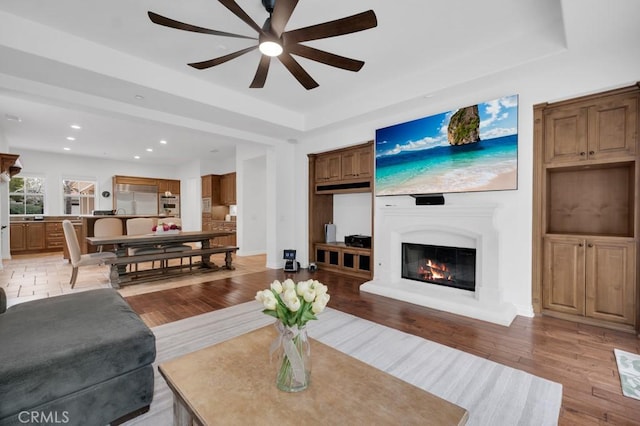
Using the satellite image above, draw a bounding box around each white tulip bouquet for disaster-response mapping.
[255,278,330,328]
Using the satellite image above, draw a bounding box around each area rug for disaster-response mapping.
[614,348,640,400]
[124,301,562,426]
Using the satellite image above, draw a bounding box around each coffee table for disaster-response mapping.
[159,325,469,425]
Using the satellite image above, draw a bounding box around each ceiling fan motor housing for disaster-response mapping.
[262,0,276,14]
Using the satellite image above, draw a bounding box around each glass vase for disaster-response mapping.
[273,322,311,392]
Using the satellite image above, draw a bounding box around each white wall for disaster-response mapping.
[14,149,181,215]
[333,193,372,241]
[292,2,640,317]
[238,155,267,255]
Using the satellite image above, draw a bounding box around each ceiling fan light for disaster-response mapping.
[259,41,283,57]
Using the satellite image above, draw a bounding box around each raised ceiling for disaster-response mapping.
[0,0,566,165]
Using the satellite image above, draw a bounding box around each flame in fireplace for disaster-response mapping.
[418,259,453,282]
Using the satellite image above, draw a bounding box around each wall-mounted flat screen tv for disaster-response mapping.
[375,95,518,197]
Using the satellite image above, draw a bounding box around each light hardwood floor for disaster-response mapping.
[2,252,639,425]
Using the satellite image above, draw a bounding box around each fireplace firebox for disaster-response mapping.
[402,243,476,291]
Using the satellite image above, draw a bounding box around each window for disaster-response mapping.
[63,179,96,215]
[9,176,45,215]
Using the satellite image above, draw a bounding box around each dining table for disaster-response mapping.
[86,230,236,287]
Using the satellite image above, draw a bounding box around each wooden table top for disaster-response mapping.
[86,230,233,247]
[159,325,469,425]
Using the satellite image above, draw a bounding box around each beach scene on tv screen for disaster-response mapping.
[375,95,518,196]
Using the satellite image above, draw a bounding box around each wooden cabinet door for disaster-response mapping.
[10,223,26,251]
[542,236,585,315]
[341,148,371,180]
[585,239,636,325]
[315,154,341,182]
[202,176,212,198]
[587,93,638,161]
[159,179,180,194]
[220,173,236,205]
[544,106,588,164]
[26,223,46,250]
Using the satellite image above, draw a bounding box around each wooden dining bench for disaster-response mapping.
[105,246,239,287]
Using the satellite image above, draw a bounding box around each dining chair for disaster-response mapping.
[158,218,193,270]
[93,218,123,252]
[125,218,164,271]
[62,220,117,288]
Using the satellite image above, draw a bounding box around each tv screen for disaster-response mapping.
[375,95,518,197]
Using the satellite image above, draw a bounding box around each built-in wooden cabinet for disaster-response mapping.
[313,143,373,194]
[158,179,180,195]
[544,92,637,164]
[45,222,65,251]
[220,173,236,205]
[308,141,374,279]
[113,176,180,194]
[341,146,373,180]
[543,236,636,326]
[533,83,639,332]
[314,243,371,279]
[10,222,46,252]
[315,153,341,183]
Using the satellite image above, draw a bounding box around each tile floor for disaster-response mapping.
[1,252,267,308]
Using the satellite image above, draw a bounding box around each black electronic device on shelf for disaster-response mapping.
[345,235,372,248]
[283,249,299,272]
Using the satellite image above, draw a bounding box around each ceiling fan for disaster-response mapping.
[148,0,377,90]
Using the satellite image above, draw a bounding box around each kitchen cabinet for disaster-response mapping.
[158,179,180,195]
[113,175,158,186]
[45,222,65,250]
[201,174,221,205]
[10,222,46,252]
[533,83,639,332]
[209,220,236,247]
[543,236,636,326]
[220,173,236,205]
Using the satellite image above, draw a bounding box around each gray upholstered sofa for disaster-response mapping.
[0,288,156,426]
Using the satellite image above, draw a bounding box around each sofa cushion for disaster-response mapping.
[0,289,156,419]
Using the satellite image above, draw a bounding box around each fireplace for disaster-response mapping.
[402,243,476,291]
[360,203,518,326]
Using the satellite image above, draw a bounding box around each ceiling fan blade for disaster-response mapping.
[270,0,299,37]
[278,52,319,90]
[217,0,265,35]
[148,11,257,40]
[188,46,257,69]
[287,44,364,72]
[250,55,272,88]
[283,10,377,44]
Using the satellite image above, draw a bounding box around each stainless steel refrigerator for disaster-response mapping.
[114,184,158,215]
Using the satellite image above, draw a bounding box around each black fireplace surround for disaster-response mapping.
[401,242,476,291]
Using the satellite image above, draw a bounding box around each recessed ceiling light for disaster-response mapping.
[210,149,219,153]
[134,94,144,100]
[5,114,22,122]
[134,155,140,159]
[66,136,76,141]
[63,147,71,151]
[146,148,153,152]
[70,124,82,130]
[160,140,167,144]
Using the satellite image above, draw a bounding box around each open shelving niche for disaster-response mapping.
[308,141,374,279]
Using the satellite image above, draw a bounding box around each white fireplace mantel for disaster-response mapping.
[361,204,517,326]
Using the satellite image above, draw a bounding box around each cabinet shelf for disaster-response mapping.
[546,162,635,237]
[533,82,639,332]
